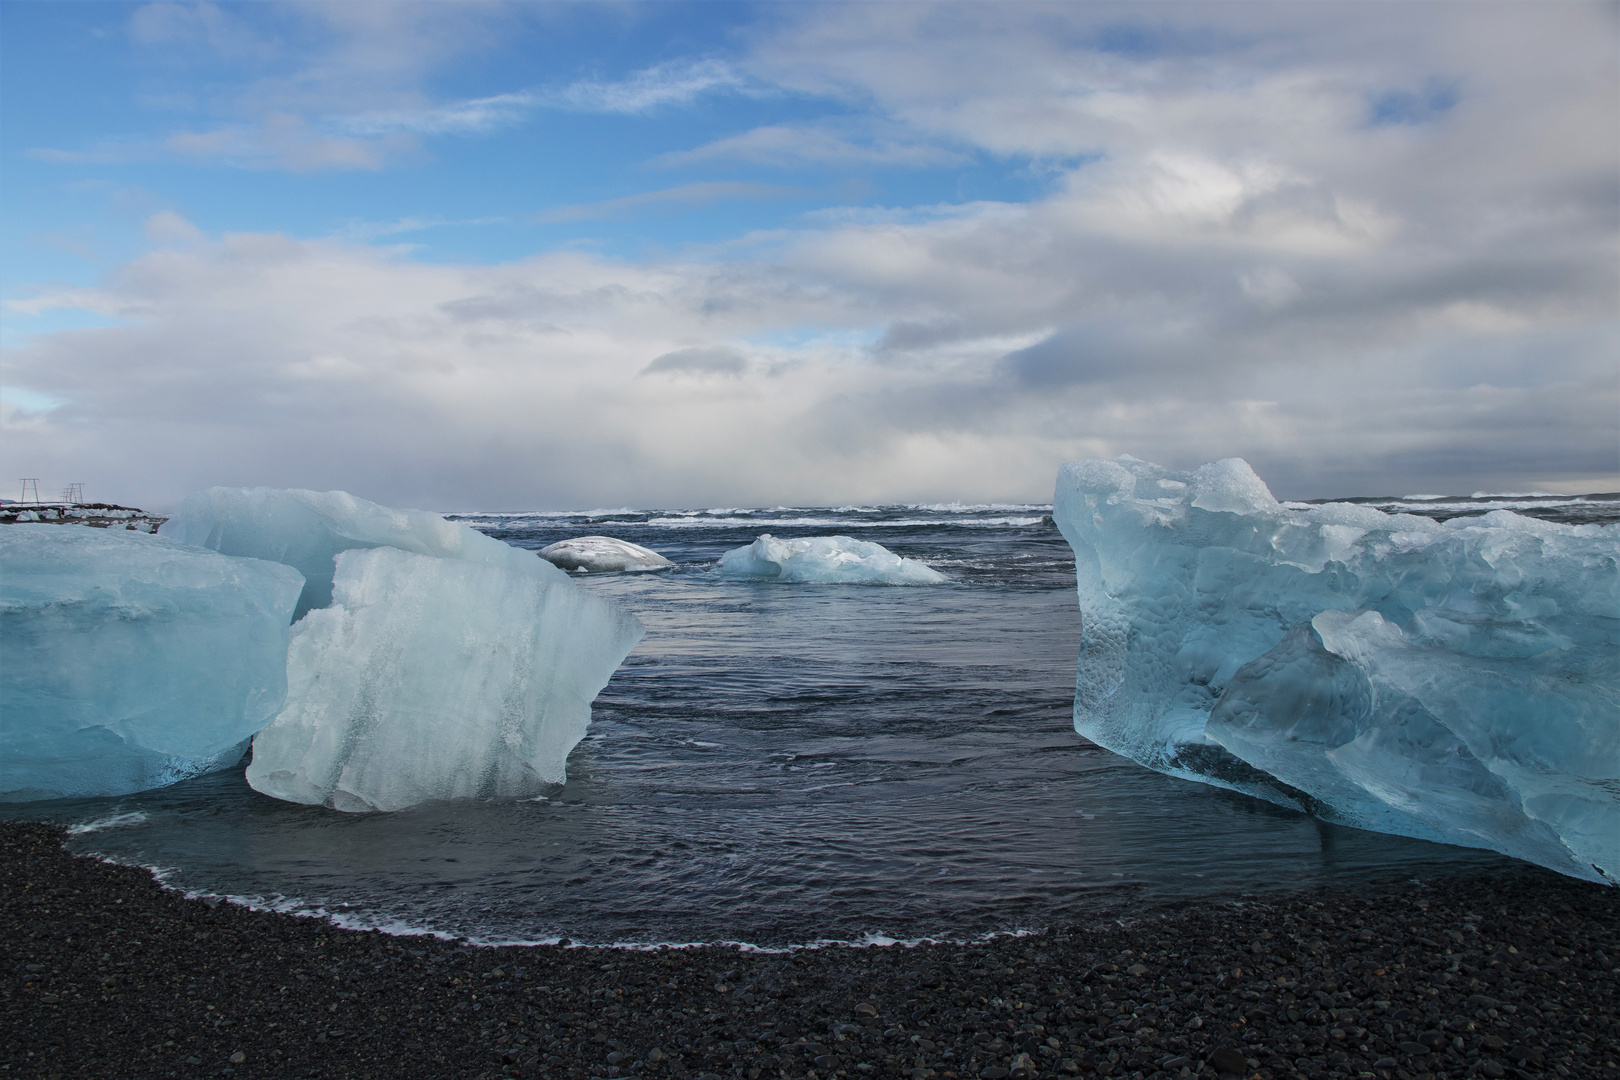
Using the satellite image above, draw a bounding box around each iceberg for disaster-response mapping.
[719,534,947,585]
[246,547,644,812]
[160,487,566,619]
[0,525,304,802]
[162,486,644,811]
[1054,456,1619,883]
[539,536,674,573]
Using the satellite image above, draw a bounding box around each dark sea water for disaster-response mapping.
[17,495,1615,948]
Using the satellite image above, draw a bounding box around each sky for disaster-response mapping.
[2,1,1616,511]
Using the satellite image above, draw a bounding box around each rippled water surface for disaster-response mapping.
[16,501,1568,947]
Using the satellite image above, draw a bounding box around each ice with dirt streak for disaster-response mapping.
[1053,456,1619,883]
[719,534,947,585]
[0,525,304,802]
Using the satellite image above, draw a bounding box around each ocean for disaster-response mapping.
[19,493,1618,948]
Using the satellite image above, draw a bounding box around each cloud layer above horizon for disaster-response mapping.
[3,1,1616,510]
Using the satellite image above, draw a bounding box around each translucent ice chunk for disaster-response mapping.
[1,525,304,802]
[1054,456,1619,882]
[539,536,674,573]
[160,487,566,619]
[718,534,947,585]
[245,547,644,812]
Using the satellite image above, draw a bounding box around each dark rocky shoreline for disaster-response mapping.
[3,821,1616,1080]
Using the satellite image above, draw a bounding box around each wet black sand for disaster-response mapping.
[3,821,1616,1080]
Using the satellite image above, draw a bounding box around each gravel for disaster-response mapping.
[3,820,1616,1080]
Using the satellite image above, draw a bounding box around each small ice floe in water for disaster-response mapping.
[719,534,947,585]
[1053,455,1619,883]
[538,536,674,573]
[0,526,303,802]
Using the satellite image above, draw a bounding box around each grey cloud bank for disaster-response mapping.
[3,2,1615,509]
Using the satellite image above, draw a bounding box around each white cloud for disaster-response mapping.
[128,2,277,59]
[550,59,747,114]
[4,173,1614,511]
[5,3,1615,505]
[34,24,749,171]
[533,182,812,224]
[162,114,419,171]
[333,215,511,241]
[338,92,539,137]
[23,3,531,171]
[643,346,750,378]
[143,210,207,248]
[656,123,966,169]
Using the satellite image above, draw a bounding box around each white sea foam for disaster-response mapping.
[448,509,641,521]
[66,812,149,835]
[642,515,1046,529]
[80,851,1050,951]
[908,502,1051,514]
[449,504,1055,527]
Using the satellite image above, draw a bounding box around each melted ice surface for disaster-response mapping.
[1054,456,1619,883]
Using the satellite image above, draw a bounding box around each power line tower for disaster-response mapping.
[19,479,40,504]
[62,483,85,505]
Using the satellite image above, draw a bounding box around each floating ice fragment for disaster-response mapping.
[539,536,674,573]
[1053,456,1619,883]
[245,547,644,812]
[160,487,644,810]
[160,487,565,619]
[719,534,946,585]
[0,525,304,802]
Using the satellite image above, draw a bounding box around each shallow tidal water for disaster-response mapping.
[17,498,1607,948]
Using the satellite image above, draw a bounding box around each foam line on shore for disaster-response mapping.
[8,818,1617,1080]
[80,847,1046,952]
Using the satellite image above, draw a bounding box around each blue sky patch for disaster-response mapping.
[1369,78,1460,126]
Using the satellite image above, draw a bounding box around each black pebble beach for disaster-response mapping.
[3,822,1615,1080]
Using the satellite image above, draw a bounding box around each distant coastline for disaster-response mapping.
[0,503,163,532]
